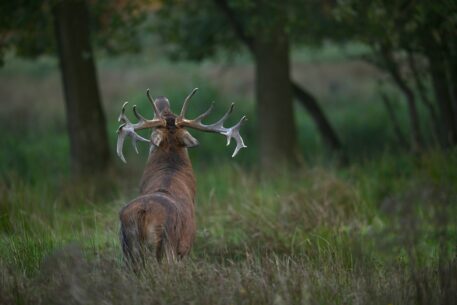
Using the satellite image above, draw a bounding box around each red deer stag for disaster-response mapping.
[116,88,246,266]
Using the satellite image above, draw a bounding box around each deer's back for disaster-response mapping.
[119,191,196,260]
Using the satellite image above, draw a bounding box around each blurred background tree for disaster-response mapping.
[154,0,347,168]
[335,0,457,150]
[0,0,456,174]
[53,0,110,175]
[0,0,144,174]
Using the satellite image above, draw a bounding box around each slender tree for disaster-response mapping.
[53,0,110,174]
[253,22,298,166]
[379,45,423,151]
[336,0,457,148]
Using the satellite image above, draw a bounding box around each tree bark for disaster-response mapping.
[53,0,110,175]
[253,32,298,168]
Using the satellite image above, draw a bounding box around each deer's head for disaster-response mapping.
[116,88,247,163]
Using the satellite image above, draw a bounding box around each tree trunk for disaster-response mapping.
[212,0,344,163]
[380,46,423,151]
[253,32,298,168]
[423,33,457,147]
[406,50,441,144]
[53,0,110,175]
[441,36,457,127]
[428,52,457,146]
[380,92,408,148]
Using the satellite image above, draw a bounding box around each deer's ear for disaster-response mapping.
[180,129,199,148]
[151,130,164,147]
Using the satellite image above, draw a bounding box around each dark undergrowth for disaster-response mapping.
[1,151,456,305]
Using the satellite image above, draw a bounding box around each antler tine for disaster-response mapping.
[225,116,247,157]
[118,101,130,124]
[116,103,150,163]
[179,88,199,119]
[177,98,247,157]
[206,103,234,130]
[117,124,150,163]
[116,127,128,163]
[192,101,215,123]
[116,91,167,163]
[133,105,146,122]
[131,130,149,155]
[146,88,162,118]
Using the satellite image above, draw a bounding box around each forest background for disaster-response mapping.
[1,1,456,304]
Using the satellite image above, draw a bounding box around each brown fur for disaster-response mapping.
[119,103,197,267]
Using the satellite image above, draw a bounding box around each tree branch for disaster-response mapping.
[406,49,440,141]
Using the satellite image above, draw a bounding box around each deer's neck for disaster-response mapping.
[139,146,196,200]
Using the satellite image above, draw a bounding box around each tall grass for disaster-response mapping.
[1,50,456,304]
[1,150,456,304]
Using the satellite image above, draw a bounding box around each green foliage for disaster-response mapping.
[0,0,55,62]
[154,0,240,61]
[91,0,147,55]
[334,0,457,49]
[154,0,349,61]
[0,0,146,63]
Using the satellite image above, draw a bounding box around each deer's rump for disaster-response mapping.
[119,192,195,263]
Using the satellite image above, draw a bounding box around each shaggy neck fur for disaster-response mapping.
[139,143,196,204]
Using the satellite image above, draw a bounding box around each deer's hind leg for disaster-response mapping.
[155,229,178,264]
[120,212,144,272]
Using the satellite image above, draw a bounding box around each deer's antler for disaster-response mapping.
[175,88,247,157]
[116,90,166,163]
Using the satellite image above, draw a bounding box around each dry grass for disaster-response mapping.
[1,157,456,305]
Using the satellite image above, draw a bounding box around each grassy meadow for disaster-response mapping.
[1,48,456,304]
